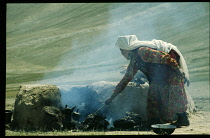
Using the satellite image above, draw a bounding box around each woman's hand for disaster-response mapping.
[105,97,113,105]
[105,91,119,105]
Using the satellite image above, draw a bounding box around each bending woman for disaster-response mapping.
[105,35,190,127]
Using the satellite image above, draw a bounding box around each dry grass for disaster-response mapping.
[5,129,154,136]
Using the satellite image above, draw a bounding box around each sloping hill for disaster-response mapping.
[6,3,209,97]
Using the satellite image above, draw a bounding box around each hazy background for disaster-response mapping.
[6,3,209,110]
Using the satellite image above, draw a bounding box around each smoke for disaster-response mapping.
[38,32,126,86]
[58,84,102,121]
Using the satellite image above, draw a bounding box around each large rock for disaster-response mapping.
[11,84,64,130]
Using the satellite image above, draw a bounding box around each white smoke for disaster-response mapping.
[38,32,126,86]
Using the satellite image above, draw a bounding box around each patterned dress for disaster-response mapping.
[114,47,188,122]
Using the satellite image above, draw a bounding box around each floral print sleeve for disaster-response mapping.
[138,47,180,70]
[114,61,138,94]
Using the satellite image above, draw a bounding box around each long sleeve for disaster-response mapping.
[114,61,138,94]
[138,47,180,70]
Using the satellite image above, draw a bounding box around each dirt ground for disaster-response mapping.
[172,110,210,135]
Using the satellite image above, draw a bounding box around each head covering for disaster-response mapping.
[115,35,141,50]
[115,35,189,82]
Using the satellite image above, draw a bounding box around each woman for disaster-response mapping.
[105,35,190,127]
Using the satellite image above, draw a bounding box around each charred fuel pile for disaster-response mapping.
[73,112,147,131]
[113,112,142,130]
[78,111,149,131]
[82,113,109,131]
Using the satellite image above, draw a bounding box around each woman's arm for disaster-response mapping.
[105,60,138,105]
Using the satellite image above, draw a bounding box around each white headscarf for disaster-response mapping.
[115,35,189,82]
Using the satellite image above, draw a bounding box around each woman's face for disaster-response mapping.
[120,49,131,60]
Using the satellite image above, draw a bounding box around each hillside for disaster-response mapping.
[6,3,209,98]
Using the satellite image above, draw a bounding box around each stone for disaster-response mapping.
[11,84,63,130]
[41,106,63,130]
